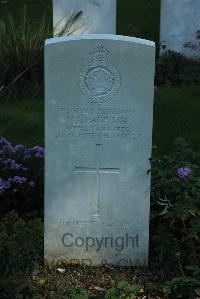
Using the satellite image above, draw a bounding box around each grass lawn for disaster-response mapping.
[0,90,44,146]
[1,85,200,155]
[153,85,200,155]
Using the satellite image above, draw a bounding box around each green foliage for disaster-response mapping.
[43,279,88,299]
[0,211,43,277]
[155,51,200,86]
[0,274,43,299]
[105,280,143,299]
[151,138,200,265]
[150,138,200,297]
[0,7,81,91]
[0,8,51,89]
[0,0,51,25]
[0,137,199,297]
[163,265,200,299]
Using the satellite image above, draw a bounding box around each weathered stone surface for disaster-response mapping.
[160,0,200,58]
[44,34,155,266]
[53,0,116,35]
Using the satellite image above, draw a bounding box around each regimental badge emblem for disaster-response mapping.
[79,44,121,104]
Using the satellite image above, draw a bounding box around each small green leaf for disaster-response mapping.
[106,287,119,298]
[117,280,129,289]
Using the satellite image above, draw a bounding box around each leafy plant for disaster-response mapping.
[163,264,200,299]
[150,138,200,267]
[150,139,200,267]
[155,50,200,86]
[0,211,43,277]
[105,280,143,299]
[0,274,44,299]
[0,7,83,92]
[150,139,200,298]
[0,7,51,90]
[44,281,88,299]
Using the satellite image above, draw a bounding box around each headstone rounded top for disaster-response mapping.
[45,34,155,47]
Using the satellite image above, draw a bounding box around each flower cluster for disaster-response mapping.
[3,158,27,171]
[0,137,44,159]
[32,146,44,158]
[0,137,44,194]
[177,167,193,181]
[0,137,44,217]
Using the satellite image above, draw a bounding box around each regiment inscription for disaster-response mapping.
[55,106,138,139]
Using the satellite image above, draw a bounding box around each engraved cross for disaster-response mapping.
[74,144,120,216]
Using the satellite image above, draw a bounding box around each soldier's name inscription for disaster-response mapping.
[55,106,139,139]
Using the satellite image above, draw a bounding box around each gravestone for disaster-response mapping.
[53,0,116,36]
[160,0,200,58]
[45,34,155,266]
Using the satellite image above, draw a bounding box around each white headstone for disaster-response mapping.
[160,0,200,58]
[53,0,116,36]
[44,34,155,267]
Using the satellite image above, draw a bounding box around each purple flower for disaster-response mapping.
[24,149,32,160]
[12,176,27,184]
[177,167,193,180]
[0,137,10,145]
[32,146,44,158]
[29,181,35,188]
[0,144,15,155]
[0,178,11,194]
[13,144,24,153]
[3,159,27,171]
[0,138,16,155]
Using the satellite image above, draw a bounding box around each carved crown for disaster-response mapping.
[90,44,110,61]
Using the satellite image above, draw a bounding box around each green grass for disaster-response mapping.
[0,90,44,146]
[1,86,200,155]
[153,85,200,155]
